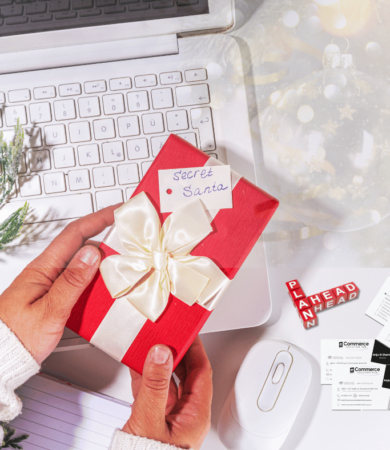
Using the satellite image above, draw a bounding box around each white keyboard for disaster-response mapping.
[0,67,222,225]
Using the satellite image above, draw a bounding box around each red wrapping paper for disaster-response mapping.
[66,135,279,373]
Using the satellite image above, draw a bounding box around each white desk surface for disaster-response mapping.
[15,0,390,448]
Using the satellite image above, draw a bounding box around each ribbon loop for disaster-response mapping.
[100,192,230,322]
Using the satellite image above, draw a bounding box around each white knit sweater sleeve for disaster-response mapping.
[0,318,40,421]
[110,430,191,450]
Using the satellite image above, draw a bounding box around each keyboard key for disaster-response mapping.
[119,0,139,3]
[127,138,148,160]
[103,93,125,115]
[44,124,67,145]
[178,132,197,147]
[55,10,77,18]
[142,112,164,134]
[5,105,27,126]
[96,0,115,6]
[150,135,168,157]
[102,141,124,163]
[185,69,207,82]
[54,99,77,120]
[19,175,42,197]
[176,84,210,107]
[44,172,66,194]
[79,7,101,16]
[31,13,53,22]
[0,0,13,5]
[152,0,173,8]
[160,71,182,85]
[110,77,131,91]
[177,0,198,4]
[96,189,123,210]
[93,118,116,139]
[29,102,52,123]
[49,0,70,12]
[93,166,115,188]
[18,152,26,174]
[0,92,5,103]
[34,86,56,99]
[0,193,93,224]
[78,143,100,165]
[117,115,139,137]
[151,88,173,110]
[141,161,152,177]
[73,0,93,8]
[166,109,188,131]
[68,169,90,190]
[1,5,23,17]
[2,127,42,149]
[69,121,91,143]
[59,83,81,97]
[134,74,157,88]
[78,96,100,118]
[190,107,215,150]
[29,150,51,172]
[6,16,28,24]
[125,186,136,200]
[117,163,139,185]
[127,91,149,112]
[128,2,148,10]
[104,5,125,13]
[8,89,30,103]
[26,3,47,13]
[53,146,75,168]
[84,80,106,94]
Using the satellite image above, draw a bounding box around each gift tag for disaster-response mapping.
[159,165,232,213]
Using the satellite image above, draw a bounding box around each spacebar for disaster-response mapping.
[0,194,94,224]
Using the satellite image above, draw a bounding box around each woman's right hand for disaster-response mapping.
[122,336,213,450]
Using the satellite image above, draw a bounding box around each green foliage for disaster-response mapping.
[0,423,29,449]
[0,120,29,250]
[0,202,28,250]
[0,119,24,207]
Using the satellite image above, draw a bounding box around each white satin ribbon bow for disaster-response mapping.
[100,192,230,322]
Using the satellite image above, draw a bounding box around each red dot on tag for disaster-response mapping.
[167,189,172,195]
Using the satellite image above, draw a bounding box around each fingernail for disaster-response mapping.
[150,346,171,364]
[79,247,99,266]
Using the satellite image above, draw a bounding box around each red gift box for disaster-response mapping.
[66,135,279,374]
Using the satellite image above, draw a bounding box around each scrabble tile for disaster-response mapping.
[286,280,300,291]
[308,294,324,313]
[294,298,312,311]
[298,307,318,329]
[332,286,349,305]
[343,282,359,301]
[289,288,305,302]
[320,290,336,309]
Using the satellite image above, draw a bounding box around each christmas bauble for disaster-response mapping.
[260,51,390,232]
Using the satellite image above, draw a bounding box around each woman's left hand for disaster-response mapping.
[0,205,118,364]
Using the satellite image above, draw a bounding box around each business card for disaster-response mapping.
[366,277,390,326]
[332,364,390,410]
[321,339,374,384]
[371,339,390,365]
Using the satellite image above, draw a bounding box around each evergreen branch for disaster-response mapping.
[0,203,29,250]
[0,423,29,449]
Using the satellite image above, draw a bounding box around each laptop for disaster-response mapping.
[0,0,272,333]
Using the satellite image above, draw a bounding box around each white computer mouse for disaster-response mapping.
[218,340,312,450]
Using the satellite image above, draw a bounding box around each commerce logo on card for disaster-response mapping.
[350,368,354,373]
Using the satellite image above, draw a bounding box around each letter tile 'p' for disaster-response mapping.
[298,307,318,329]
[286,280,300,291]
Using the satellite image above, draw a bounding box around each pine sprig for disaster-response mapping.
[0,423,29,449]
[0,119,25,207]
[0,202,28,250]
[0,120,29,250]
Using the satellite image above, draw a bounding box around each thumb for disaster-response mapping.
[128,345,173,436]
[44,245,101,320]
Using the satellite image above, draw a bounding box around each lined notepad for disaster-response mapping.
[11,373,132,450]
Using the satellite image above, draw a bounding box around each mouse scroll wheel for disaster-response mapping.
[272,363,285,384]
